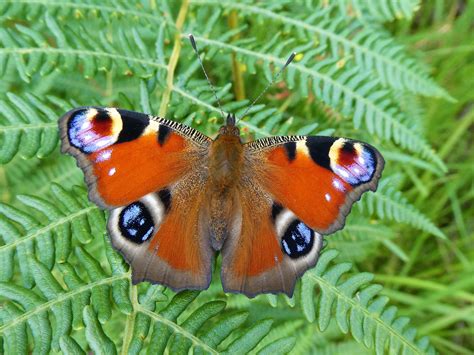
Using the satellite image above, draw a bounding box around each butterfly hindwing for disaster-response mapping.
[220,178,324,297]
[107,174,213,291]
[59,107,210,208]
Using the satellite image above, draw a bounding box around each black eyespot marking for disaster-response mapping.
[119,202,154,244]
[283,142,296,161]
[342,141,356,154]
[306,136,336,171]
[95,108,111,121]
[281,220,314,259]
[158,188,171,212]
[158,125,171,146]
[116,109,149,144]
[271,202,283,221]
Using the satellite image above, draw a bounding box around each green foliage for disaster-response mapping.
[299,250,435,354]
[1,0,472,354]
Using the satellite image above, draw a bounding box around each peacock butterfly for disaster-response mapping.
[59,37,384,297]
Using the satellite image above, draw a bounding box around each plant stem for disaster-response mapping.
[121,282,138,355]
[159,0,190,117]
[228,10,246,101]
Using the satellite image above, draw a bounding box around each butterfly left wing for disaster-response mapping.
[59,107,214,291]
[221,135,384,297]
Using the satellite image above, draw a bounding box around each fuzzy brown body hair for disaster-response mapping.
[206,128,244,250]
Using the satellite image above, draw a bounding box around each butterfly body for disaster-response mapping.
[60,107,384,297]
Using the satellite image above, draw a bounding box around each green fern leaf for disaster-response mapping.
[0,15,167,83]
[300,249,436,354]
[0,185,103,287]
[0,93,60,163]
[84,305,117,354]
[0,257,129,353]
[59,335,86,355]
[360,179,446,239]
[335,0,420,21]
[188,34,446,170]
[191,0,451,100]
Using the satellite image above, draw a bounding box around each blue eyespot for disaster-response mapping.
[67,109,115,153]
[281,220,314,259]
[119,202,154,244]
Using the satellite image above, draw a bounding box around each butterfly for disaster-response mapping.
[59,105,384,297]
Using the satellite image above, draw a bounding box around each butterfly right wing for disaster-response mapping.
[221,135,383,297]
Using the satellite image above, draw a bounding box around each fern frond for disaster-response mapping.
[0,185,103,285]
[360,179,446,239]
[0,0,169,25]
[300,249,436,354]
[0,93,61,163]
[191,0,451,100]
[187,34,446,170]
[1,153,82,199]
[0,258,129,353]
[249,320,300,355]
[127,276,295,354]
[335,0,421,21]
[0,14,167,83]
[327,219,403,262]
[83,305,117,354]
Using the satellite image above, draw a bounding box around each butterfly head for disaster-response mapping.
[218,113,240,137]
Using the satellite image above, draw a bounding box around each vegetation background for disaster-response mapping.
[0,0,472,354]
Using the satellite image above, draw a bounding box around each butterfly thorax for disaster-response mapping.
[209,114,242,191]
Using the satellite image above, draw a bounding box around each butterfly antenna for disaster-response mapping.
[237,52,296,123]
[188,34,226,120]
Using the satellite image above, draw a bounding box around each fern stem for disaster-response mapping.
[158,0,190,117]
[137,306,219,354]
[120,282,137,355]
[0,274,128,334]
[228,10,246,101]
